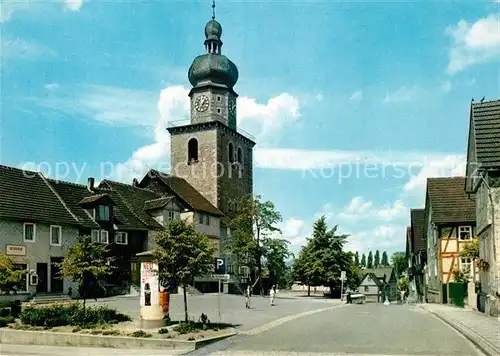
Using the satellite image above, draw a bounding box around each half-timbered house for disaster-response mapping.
[424,177,478,304]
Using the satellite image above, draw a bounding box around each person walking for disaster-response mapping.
[245,285,251,309]
[270,285,276,306]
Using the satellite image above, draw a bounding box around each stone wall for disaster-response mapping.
[475,180,500,316]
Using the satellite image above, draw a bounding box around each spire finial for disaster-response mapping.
[212,0,216,20]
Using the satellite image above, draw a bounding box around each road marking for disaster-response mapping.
[240,304,347,336]
[208,352,442,356]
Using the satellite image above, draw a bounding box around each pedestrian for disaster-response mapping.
[245,285,251,309]
[270,285,276,306]
[400,289,406,304]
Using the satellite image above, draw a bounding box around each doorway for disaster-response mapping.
[36,263,48,293]
[50,257,64,293]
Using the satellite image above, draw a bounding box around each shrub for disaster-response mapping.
[0,316,15,327]
[130,330,152,338]
[173,322,200,334]
[20,304,131,328]
[158,327,169,334]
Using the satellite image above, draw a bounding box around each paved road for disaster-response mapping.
[89,293,341,331]
[188,304,485,355]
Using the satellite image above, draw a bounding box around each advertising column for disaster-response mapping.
[139,261,165,328]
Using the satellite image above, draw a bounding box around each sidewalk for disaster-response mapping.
[419,303,500,356]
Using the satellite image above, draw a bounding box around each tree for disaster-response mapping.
[153,219,215,322]
[367,251,374,268]
[381,251,389,266]
[58,235,113,309]
[391,252,407,278]
[292,244,313,296]
[262,237,292,288]
[354,251,360,266]
[0,254,26,295]
[295,216,356,296]
[374,250,380,267]
[226,195,282,295]
[361,253,366,267]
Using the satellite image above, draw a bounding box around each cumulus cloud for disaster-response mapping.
[446,14,500,73]
[383,86,419,104]
[349,90,363,101]
[64,0,83,11]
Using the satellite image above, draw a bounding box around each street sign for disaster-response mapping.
[214,258,226,274]
[211,274,230,280]
[340,270,346,281]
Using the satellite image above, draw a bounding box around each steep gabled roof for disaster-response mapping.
[410,209,426,252]
[47,180,101,228]
[426,177,476,224]
[144,197,174,211]
[362,267,394,281]
[145,169,223,216]
[99,180,164,230]
[0,165,79,226]
[470,100,500,168]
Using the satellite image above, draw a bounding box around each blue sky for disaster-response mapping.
[1,0,499,256]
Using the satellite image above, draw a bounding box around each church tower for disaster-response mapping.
[168,4,255,218]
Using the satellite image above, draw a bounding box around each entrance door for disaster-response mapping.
[36,263,48,293]
[50,257,64,293]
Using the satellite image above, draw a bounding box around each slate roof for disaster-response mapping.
[0,165,79,226]
[366,273,384,287]
[410,209,426,252]
[48,180,101,228]
[426,177,476,224]
[144,197,174,211]
[99,180,164,230]
[470,100,500,168]
[148,170,223,216]
[362,267,394,282]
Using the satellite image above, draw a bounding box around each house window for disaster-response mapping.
[91,229,100,242]
[12,264,28,293]
[23,223,35,242]
[228,142,234,163]
[459,226,472,240]
[460,257,472,276]
[217,96,221,101]
[198,213,204,224]
[188,138,198,163]
[364,286,369,292]
[116,232,128,245]
[50,225,62,246]
[100,230,109,244]
[91,229,108,244]
[167,211,176,221]
[95,205,110,221]
[205,215,210,225]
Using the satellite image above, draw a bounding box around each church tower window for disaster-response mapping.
[237,147,243,164]
[188,138,199,163]
[228,142,234,163]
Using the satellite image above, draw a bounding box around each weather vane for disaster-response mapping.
[212,0,216,20]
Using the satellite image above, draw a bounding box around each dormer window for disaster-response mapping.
[95,205,110,221]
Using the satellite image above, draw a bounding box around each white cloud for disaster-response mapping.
[2,38,56,60]
[403,155,466,193]
[349,90,363,101]
[440,80,452,93]
[64,0,83,11]
[44,83,61,90]
[446,14,500,73]
[383,86,419,104]
[254,148,458,170]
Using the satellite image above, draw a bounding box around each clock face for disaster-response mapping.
[194,95,209,112]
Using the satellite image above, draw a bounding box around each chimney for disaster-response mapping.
[87,177,95,192]
[132,178,139,187]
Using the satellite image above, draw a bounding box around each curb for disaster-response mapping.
[0,327,236,351]
[418,305,498,356]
